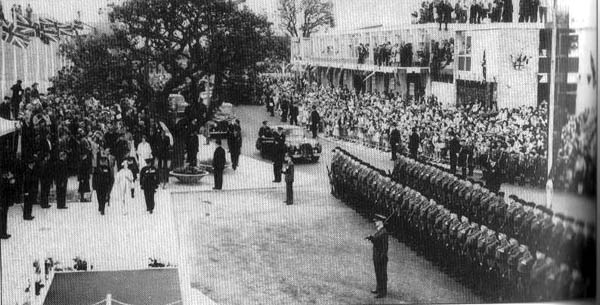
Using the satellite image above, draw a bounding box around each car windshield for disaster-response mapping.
[284,128,304,138]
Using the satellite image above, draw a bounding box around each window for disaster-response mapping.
[457,34,472,72]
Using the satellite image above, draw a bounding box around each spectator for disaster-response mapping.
[538,0,548,23]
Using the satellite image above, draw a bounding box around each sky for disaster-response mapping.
[1,0,595,30]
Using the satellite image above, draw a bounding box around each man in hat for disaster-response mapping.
[227,122,242,171]
[258,121,270,138]
[365,214,389,298]
[93,153,114,215]
[283,154,295,205]
[212,139,226,190]
[140,158,159,214]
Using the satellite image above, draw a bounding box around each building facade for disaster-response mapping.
[291,22,596,115]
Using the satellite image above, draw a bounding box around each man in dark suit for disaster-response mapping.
[284,155,294,205]
[10,80,23,119]
[289,103,299,125]
[409,127,420,160]
[366,214,389,298]
[310,106,321,138]
[227,123,242,170]
[140,158,159,214]
[55,151,69,209]
[389,125,401,161]
[0,162,17,239]
[92,153,114,215]
[22,157,38,220]
[258,121,270,138]
[212,139,226,190]
[448,132,461,175]
[186,129,199,167]
[280,97,289,123]
[272,134,286,183]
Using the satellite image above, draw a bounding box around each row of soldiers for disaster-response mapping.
[392,155,595,276]
[480,148,548,187]
[329,147,594,301]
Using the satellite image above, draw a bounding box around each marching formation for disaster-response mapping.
[329,147,595,301]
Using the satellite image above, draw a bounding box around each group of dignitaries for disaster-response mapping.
[329,147,595,301]
[0,90,172,240]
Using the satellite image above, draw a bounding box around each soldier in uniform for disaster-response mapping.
[389,125,401,161]
[283,155,294,205]
[22,157,38,220]
[140,157,160,214]
[0,160,17,239]
[55,151,70,209]
[272,133,286,183]
[212,139,226,190]
[92,154,114,215]
[366,214,389,299]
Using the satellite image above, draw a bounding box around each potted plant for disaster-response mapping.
[170,165,209,184]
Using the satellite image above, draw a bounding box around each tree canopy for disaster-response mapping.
[278,0,335,38]
[54,0,282,118]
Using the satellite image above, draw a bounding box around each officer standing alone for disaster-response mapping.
[283,155,294,205]
[272,132,286,183]
[366,214,389,298]
[212,139,226,190]
[140,158,159,214]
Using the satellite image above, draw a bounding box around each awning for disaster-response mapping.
[0,118,20,137]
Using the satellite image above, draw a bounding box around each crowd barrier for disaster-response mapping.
[329,148,595,301]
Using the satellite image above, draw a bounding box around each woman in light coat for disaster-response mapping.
[111,160,134,215]
[136,134,152,169]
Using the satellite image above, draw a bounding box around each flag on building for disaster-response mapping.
[2,21,30,48]
[36,23,59,44]
[482,50,487,82]
[14,13,36,37]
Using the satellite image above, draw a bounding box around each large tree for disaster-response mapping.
[55,0,276,119]
[278,0,334,38]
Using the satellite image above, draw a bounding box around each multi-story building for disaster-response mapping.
[291,12,596,116]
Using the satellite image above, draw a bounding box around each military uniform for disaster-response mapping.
[367,215,389,298]
[140,159,160,213]
[92,157,114,215]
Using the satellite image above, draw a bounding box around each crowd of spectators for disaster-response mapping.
[414,0,549,26]
[0,80,174,222]
[258,77,565,190]
[554,108,597,195]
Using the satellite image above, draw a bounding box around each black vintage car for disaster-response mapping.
[256,125,322,162]
[208,103,237,139]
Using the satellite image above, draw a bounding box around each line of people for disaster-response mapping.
[415,0,549,26]
[330,148,594,301]
[0,82,175,239]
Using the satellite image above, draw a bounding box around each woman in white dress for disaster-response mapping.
[137,134,152,169]
[112,160,134,215]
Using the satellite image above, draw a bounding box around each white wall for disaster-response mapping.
[574,27,597,114]
[431,81,455,107]
[456,28,540,109]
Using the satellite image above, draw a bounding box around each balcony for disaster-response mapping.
[292,22,547,73]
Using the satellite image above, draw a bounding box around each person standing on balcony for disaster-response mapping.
[538,0,547,23]
[518,0,531,23]
[502,0,513,22]
[529,0,539,22]
[10,80,23,119]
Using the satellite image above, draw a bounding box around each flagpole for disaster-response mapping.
[36,36,40,84]
[1,26,5,99]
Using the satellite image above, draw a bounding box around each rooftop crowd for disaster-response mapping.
[414,0,550,27]
[260,76,595,196]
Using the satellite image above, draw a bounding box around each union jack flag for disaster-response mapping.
[36,23,59,44]
[14,13,37,37]
[2,21,31,48]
